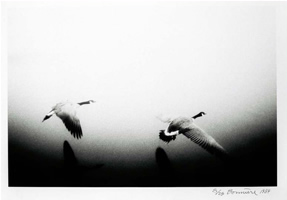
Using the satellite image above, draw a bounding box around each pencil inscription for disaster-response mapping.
[212,188,271,196]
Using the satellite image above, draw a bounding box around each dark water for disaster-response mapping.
[8,124,276,187]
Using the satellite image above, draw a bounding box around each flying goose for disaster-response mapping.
[42,100,95,139]
[158,112,229,160]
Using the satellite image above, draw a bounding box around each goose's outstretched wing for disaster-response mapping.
[182,124,229,160]
[62,116,83,139]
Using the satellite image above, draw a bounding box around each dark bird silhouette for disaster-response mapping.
[158,112,229,160]
[42,100,95,139]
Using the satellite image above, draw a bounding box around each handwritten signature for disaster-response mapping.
[212,188,271,196]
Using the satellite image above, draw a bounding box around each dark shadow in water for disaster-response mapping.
[62,140,81,186]
[155,147,176,186]
[62,140,105,186]
[64,141,78,168]
[156,147,173,172]
[63,140,104,170]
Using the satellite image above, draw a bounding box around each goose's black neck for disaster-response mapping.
[78,101,90,106]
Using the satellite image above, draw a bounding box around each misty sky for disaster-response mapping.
[7,2,276,182]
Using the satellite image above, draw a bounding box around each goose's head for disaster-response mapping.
[199,112,206,116]
[77,100,96,106]
[88,100,96,104]
[192,111,206,120]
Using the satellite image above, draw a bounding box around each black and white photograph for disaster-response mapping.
[1,0,287,199]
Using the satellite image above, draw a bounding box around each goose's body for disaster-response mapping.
[43,100,95,139]
[159,112,229,160]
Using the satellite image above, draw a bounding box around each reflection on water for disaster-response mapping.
[155,147,173,174]
[62,140,105,186]
[63,140,104,171]
[155,147,176,186]
[64,141,78,169]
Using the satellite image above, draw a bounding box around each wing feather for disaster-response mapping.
[182,124,229,160]
[62,116,83,139]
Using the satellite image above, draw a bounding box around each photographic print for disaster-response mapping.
[3,0,280,192]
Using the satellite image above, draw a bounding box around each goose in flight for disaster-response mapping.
[42,100,95,139]
[158,112,229,160]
